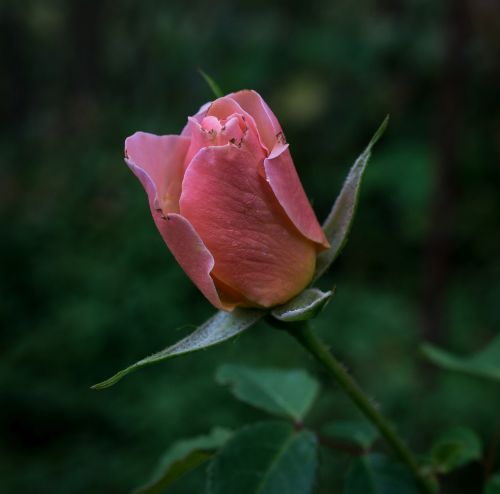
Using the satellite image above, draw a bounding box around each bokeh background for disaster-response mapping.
[1,0,499,493]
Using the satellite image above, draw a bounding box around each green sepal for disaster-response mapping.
[314,116,389,282]
[271,287,333,322]
[199,69,224,98]
[92,308,264,389]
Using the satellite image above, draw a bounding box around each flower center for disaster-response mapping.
[200,114,247,147]
[200,116,222,133]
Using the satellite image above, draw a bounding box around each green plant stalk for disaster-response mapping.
[286,323,436,494]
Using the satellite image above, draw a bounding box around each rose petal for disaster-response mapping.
[184,113,264,169]
[206,97,267,153]
[125,133,231,311]
[125,132,190,214]
[206,97,247,121]
[229,90,282,153]
[181,101,211,136]
[264,143,329,248]
[183,117,215,168]
[151,212,232,311]
[179,145,317,308]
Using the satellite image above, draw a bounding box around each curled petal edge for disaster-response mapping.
[229,89,282,153]
[125,157,233,311]
[263,143,329,249]
[181,101,212,136]
[124,132,190,214]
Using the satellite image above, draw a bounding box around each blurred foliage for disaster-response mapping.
[208,421,318,494]
[428,427,482,475]
[215,365,319,422]
[422,334,500,382]
[345,453,419,494]
[1,0,499,493]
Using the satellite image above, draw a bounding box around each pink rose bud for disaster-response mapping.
[125,90,328,310]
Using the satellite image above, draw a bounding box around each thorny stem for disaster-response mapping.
[286,323,436,494]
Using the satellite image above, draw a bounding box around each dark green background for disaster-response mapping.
[1,0,499,493]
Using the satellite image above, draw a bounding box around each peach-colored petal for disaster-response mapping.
[181,101,211,136]
[151,212,232,311]
[183,118,214,169]
[206,97,267,152]
[206,97,246,121]
[229,90,282,153]
[179,145,317,308]
[263,143,329,249]
[125,132,190,214]
[183,113,265,169]
[125,133,231,311]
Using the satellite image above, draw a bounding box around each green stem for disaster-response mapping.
[286,323,436,494]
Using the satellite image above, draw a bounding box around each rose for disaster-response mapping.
[125,90,328,310]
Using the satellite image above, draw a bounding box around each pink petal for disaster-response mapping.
[150,212,232,311]
[181,101,211,136]
[206,97,267,152]
[179,145,317,308]
[183,114,264,170]
[183,118,215,168]
[125,132,231,311]
[264,143,329,248]
[206,97,246,121]
[229,90,282,153]
[125,132,190,214]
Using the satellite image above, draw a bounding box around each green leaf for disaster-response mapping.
[92,308,264,389]
[207,421,318,494]
[421,334,500,382]
[485,473,500,494]
[271,288,333,322]
[132,427,232,494]
[322,420,379,451]
[345,454,419,494]
[199,69,224,98]
[216,364,319,422]
[429,427,482,474]
[314,116,389,282]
